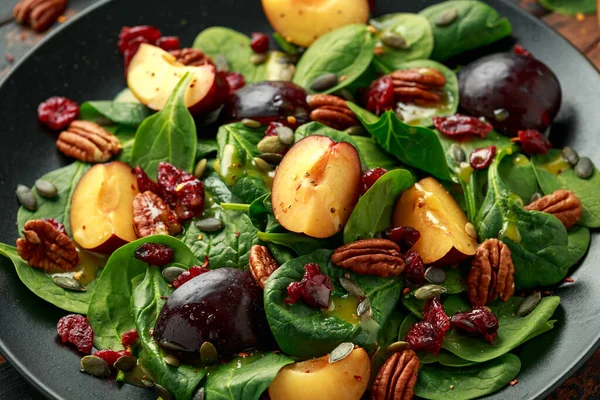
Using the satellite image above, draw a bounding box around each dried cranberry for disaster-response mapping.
[451,307,499,344]
[405,321,438,352]
[93,349,131,367]
[224,72,246,92]
[404,250,425,285]
[433,114,493,139]
[43,218,66,235]
[121,329,139,347]
[156,36,180,52]
[285,263,332,309]
[157,162,205,220]
[406,298,449,355]
[38,96,80,131]
[362,167,388,194]
[469,146,497,170]
[364,76,395,115]
[424,297,450,338]
[118,25,161,54]
[384,226,420,252]
[250,32,270,54]
[173,261,210,289]
[513,44,531,57]
[135,166,162,195]
[134,243,174,266]
[514,129,551,155]
[57,314,94,354]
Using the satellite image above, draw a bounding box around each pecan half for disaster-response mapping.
[249,245,279,289]
[308,94,359,131]
[56,120,121,163]
[16,219,78,272]
[169,48,213,67]
[371,349,420,400]
[467,238,515,307]
[524,189,582,229]
[14,0,67,32]
[331,239,405,277]
[133,191,182,238]
[390,68,446,105]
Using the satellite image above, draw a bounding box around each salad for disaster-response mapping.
[1,0,598,399]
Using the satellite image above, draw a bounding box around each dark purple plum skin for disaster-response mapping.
[459,52,562,136]
[153,268,270,357]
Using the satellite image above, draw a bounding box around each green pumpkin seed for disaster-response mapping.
[155,384,174,400]
[329,342,354,363]
[164,354,180,367]
[414,284,447,300]
[257,136,286,154]
[381,31,410,50]
[160,339,188,352]
[114,355,137,372]
[339,276,365,298]
[192,387,206,400]
[450,143,466,164]
[278,64,296,82]
[195,217,224,232]
[424,267,447,285]
[517,292,542,317]
[193,158,207,179]
[35,179,58,198]
[493,108,510,122]
[162,266,186,284]
[327,299,336,312]
[250,52,268,65]
[241,118,262,128]
[310,73,338,92]
[200,341,218,364]
[258,153,284,165]
[80,356,111,378]
[214,54,229,72]
[16,185,37,211]
[387,341,410,354]
[52,276,86,292]
[529,192,542,204]
[345,125,366,136]
[562,146,579,166]
[435,8,459,27]
[357,298,372,321]
[276,126,295,145]
[575,157,594,179]
[254,157,274,173]
[464,222,477,240]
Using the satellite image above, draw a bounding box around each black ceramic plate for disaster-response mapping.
[0,0,598,399]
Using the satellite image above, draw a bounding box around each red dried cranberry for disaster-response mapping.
[469,146,497,170]
[285,263,332,309]
[93,349,131,367]
[120,329,139,347]
[451,306,499,344]
[433,114,493,139]
[38,96,80,131]
[362,167,388,194]
[403,250,425,285]
[514,129,551,155]
[424,297,450,339]
[57,314,94,354]
[134,243,174,266]
[406,298,449,355]
[364,76,395,115]
[156,36,180,52]
[135,166,162,194]
[224,72,246,92]
[173,261,210,289]
[43,218,66,235]
[405,321,438,353]
[157,162,206,220]
[384,226,420,252]
[118,25,161,54]
[250,32,270,54]
[513,44,531,57]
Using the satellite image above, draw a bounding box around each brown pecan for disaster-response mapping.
[133,191,182,238]
[16,219,78,273]
[249,245,280,289]
[14,0,67,32]
[524,189,582,229]
[331,239,405,277]
[371,349,420,400]
[390,67,446,105]
[308,94,359,131]
[467,238,515,307]
[56,120,121,163]
[169,48,213,67]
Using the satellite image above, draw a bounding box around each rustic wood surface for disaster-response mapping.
[0,0,598,399]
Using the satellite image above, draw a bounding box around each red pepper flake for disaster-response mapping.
[235,231,241,237]
[469,146,497,170]
[5,52,14,63]
[238,352,249,358]
[403,287,410,296]
[513,44,531,57]
[354,375,363,382]
[564,277,574,283]
[433,114,493,139]
[509,379,519,386]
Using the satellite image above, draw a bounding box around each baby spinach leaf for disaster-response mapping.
[371,310,406,377]
[352,136,399,170]
[398,311,419,339]
[567,225,591,266]
[538,0,596,16]
[498,153,539,204]
[248,193,282,233]
[131,73,197,178]
[257,231,329,256]
[293,24,375,94]
[193,27,266,83]
[88,235,197,350]
[444,267,468,294]
[419,350,478,367]
[114,125,137,165]
[343,169,415,244]
[80,101,152,127]
[294,122,366,167]
[196,139,218,161]
[419,0,512,62]
[204,352,293,400]
[402,295,425,319]
[414,353,521,400]
[349,103,451,181]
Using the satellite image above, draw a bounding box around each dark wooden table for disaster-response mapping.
[0,0,599,399]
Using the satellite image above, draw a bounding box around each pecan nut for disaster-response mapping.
[390,67,446,105]
[371,349,420,400]
[308,94,359,131]
[16,219,78,272]
[331,239,405,277]
[133,191,182,238]
[524,189,582,229]
[14,0,67,32]
[169,48,213,67]
[467,238,515,307]
[249,245,279,289]
[56,120,121,163]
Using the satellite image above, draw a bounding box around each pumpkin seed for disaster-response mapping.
[258,153,284,165]
[164,354,180,367]
[16,185,37,211]
[140,378,155,388]
[414,284,447,300]
[345,125,366,136]
[80,356,111,378]
[253,157,274,173]
[381,31,410,50]
[529,192,542,204]
[257,136,286,154]
[278,64,296,82]
[327,300,336,312]
[561,146,579,166]
[250,52,268,65]
[339,276,365,298]
[53,276,86,292]
[162,266,186,284]
[35,179,58,198]
[309,73,339,92]
[464,222,477,240]
[357,298,372,321]
[276,126,295,145]
[435,8,459,27]
[193,387,206,400]
[155,384,174,400]
[336,89,355,102]
[517,292,542,317]
[241,118,262,128]
[424,267,447,285]
[575,157,594,179]
[214,54,229,72]
[200,341,218,364]
[195,217,224,232]
[450,143,466,164]
[328,342,354,363]
[493,108,510,122]
[114,355,137,372]
[193,158,207,179]
[387,341,410,354]
[160,339,188,352]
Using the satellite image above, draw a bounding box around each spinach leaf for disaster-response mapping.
[532,149,600,228]
[398,310,419,339]
[476,148,570,289]
[370,13,434,69]
[131,73,197,178]
[352,136,399,170]
[343,169,415,244]
[419,0,512,62]
[294,122,367,167]
[257,231,329,256]
[114,125,137,164]
[293,24,375,94]
[193,27,266,83]
[349,103,451,181]
[80,101,152,128]
[371,310,405,377]
[196,139,218,161]
[248,193,282,233]
[204,352,293,400]
[402,295,425,319]
[567,225,591,266]
[498,153,539,204]
[0,243,94,314]
[414,353,521,400]
[539,0,596,16]
[444,267,468,294]
[419,350,478,367]
[264,249,403,359]
[88,235,197,350]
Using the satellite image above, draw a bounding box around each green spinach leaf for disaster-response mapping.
[196,139,218,161]
[257,231,329,256]
[352,136,399,170]
[248,193,282,233]
[114,125,137,164]
[498,153,539,203]
[567,225,591,266]
[80,101,151,128]
[294,122,366,167]
[539,0,596,16]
